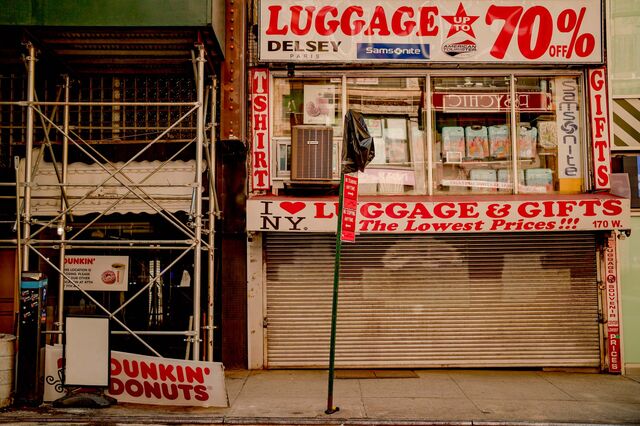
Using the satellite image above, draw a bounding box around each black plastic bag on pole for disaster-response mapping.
[341,110,375,174]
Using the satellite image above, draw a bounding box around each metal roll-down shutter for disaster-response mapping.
[265,232,600,368]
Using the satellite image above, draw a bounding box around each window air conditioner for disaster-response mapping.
[291,125,333,181]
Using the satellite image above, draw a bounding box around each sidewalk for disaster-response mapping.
[1,369,640,425]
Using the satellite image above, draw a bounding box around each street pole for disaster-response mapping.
[326,172,345,415]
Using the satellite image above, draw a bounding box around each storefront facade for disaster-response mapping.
[246,0,630,371]
[608,0,640,375]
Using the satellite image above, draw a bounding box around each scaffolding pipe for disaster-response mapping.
[207,79,218,361]
[29,105,199,240]
[193,45,205,360]
[1,101,197,107]
[57,75,70,343]
[21,43,36,270]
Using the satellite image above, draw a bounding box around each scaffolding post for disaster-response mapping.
[21,42,36,271]
[207,79,217,362]
[193,44,206,360]
[57,75,70,343]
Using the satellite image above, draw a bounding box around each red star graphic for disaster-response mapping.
[443,3,479,38]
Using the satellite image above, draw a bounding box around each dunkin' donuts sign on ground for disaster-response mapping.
[259,0,603,63]
[45,346,228,407]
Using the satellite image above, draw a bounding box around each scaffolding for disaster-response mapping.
[1,42,219,361]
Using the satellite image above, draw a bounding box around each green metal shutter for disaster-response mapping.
[265,232,600,368]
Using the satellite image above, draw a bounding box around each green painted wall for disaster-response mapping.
[620,215,640,368]
[0,0,213,26]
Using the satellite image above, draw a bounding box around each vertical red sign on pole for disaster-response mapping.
[588,68,612,191]
[605,235,621,373]
[250,68,270,191]
[340,174,359,242]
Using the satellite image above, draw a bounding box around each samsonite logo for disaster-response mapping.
[357,43,430,60]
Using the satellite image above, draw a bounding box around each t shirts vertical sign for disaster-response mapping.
[251,68,270,190]
[340,174,359,242]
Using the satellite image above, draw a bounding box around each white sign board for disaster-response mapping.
[64,317,110,387]
[45,345,228,407]
[247,195,630,233]
[259,0,603,63]
[64,255,129,291]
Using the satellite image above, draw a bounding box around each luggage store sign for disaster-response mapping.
[259,0,603,63]
[247,197,630,233]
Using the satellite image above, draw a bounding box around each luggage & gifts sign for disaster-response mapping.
[248,196,629,233]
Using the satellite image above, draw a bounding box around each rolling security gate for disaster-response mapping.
[265,232,600,368]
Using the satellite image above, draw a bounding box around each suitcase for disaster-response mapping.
[465,125,489,160]
[442,126,465,161]
[525,168,553,187]
[518,125,538,159]
[488,125,510,160]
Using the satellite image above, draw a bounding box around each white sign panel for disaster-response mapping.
[64,255,129,291]
[248,196,630,233]
[45,345,228,407]
[259,0,603,63]
[555,77,582,180]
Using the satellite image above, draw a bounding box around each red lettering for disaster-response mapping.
[315,6,339,35]
[161,383,179,400]
[111,359,122,375]
[593,116,607,139]
[253,170,268,188]
[578,200,600,216]
[194,385,209,401]
[518,202,541,218]
[364,6,391,35]
[597,164,610,187]
[459,202,479,218]
[416,6,438,36]
[361,203,383,219]
[125,379,144,397]
[265,6,287,35]
[254,151,267,168]
[123,360,138,378]
[603,199,622,216]
[387,203,408,219]
[185,366,205,384]
[391,7,415,36]
[314,202,337,219]
[341,6,365,35]
[290,6,315,35]
[178,384,193,400]
[433,203,456,219]
[144,381,162,399]
[253,113,267,131]
[159,364,176,382]
[253,95,267,113]
[407,203,433,219]
[255,131,266,150]
[486,203,510,218]
[590,69,605,92]
[109,377,124,395]
[556,201,577,217]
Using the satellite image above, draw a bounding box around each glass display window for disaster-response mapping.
[267,71,587,196]
[431,74,585,195]
[346,77,426,195]
[431,76,513,194]
[516,75,585,194]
